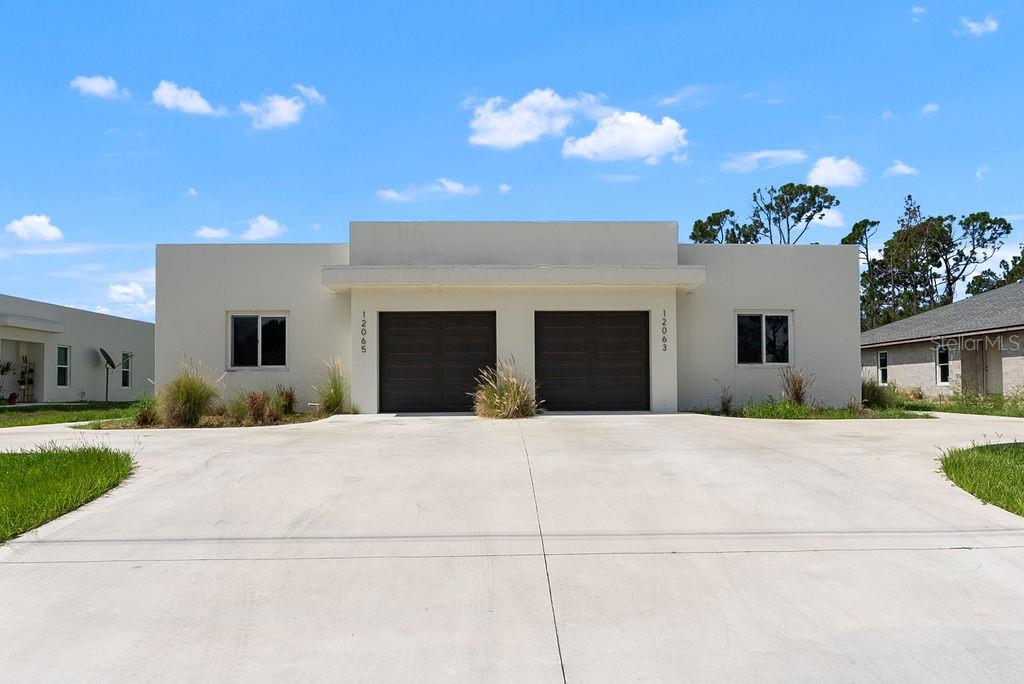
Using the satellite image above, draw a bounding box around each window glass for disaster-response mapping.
[57,345,70,387]
[231,316,259,367]
[261,317,287,366]
[737,315,763,364]
[937,347,950,384]
[764,315,790,364]
[878,351,888,385]
[121,352,131,388]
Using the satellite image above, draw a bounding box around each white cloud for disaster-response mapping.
[111,267,155,284]
[597,173,641,183]
[241,215,285,240]
[467,88,604,149]
[429,178,479,197]
[240,94,305,130]
[293,84,325,105]
[562,112,687,164]
[195,226,229,239]
[376,189,413,203]
[152,81,224,115]
[720,149,807,173]
[93,305,112,314]
[377,178,480,202]
[881,110,896,120]
[807,156,866,187]
[911,6,927,22]
[70,75,127,99]
[657,85,709,107]
[5,214,64,242]
[921,102,940,115]
[961,15,998,36]
[107,282,146,303]
[884,160,919,177]
[498,183,512,195]
[810,208,846,228]
[185,187,198,197]
[976,165,990,181]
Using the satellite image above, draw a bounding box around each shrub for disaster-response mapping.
[314,357,346,415]
[225,394,249,426]
[861,377,890,409]
[158,359,220,427]
[472,356,541,419]
[274,385,296,414]
[242,390,282,425]
[714,379,735,417]
[132,393,159,427]
[778,367,815,406]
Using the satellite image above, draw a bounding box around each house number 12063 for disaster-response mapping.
[360,311,368,353]
[661,309,669,351]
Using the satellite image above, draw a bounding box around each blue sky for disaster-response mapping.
[2,2,1021,321]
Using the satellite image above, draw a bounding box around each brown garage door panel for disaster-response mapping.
[379,312,496,412]
[535,311,650,411]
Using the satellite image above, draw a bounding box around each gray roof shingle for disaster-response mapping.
[862,281,1024,346]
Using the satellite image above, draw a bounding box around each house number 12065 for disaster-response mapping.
[360,311,367,353]
[661,309,669,351]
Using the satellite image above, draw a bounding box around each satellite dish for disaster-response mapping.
[99,348,116,369]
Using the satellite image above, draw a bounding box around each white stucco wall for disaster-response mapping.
[677,244,861,409]
[155,244,350,409]
[0,294,154,403]
[156,227,861,414]
[348,286,678,413]
[350,222,679,266]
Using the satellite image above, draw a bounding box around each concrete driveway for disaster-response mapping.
[2,413,1024,681]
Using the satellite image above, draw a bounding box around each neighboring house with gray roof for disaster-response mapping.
[861,282,1024,397]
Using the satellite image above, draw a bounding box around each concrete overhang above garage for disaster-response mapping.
[321,264,707,293]
[0,312,65,333]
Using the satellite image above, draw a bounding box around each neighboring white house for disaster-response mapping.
[155,222,861,413]
[861,282,1024,397]
[0,294,155,403]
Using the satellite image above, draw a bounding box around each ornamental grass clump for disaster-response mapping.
[158,359,220,427]
[472,357,541,419]
[132,393,159,427]
[778,367,815,406]
[314,357,346,415]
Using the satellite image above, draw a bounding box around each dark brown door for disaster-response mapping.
[379,312,496,412]
[534,311,650,411]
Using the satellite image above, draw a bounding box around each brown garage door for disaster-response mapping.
[534,311,650,411]
[379,312,496,413]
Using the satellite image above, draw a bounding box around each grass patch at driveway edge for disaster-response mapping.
[0,443,135,542]
[941,442,1024,517]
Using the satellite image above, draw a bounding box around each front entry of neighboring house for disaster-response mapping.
[985,342,1003,395]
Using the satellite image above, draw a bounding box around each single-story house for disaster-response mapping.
[861,282,1024,396]
[0,293,154,403]
[155,222,861,413]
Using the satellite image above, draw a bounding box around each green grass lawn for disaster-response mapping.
[695,400,929,420]
[0,402,135,428]
[740,401,928,419]
[899,397,1024,418]
[942,443,1024,516]
[0,444,135,542]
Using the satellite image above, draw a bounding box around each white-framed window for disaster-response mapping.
[229,313,287,369]
[877,351,888,386]
[121,352,132,388]
[56,345,70,387]
[736,312,791,365]
[935,345,950,385]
